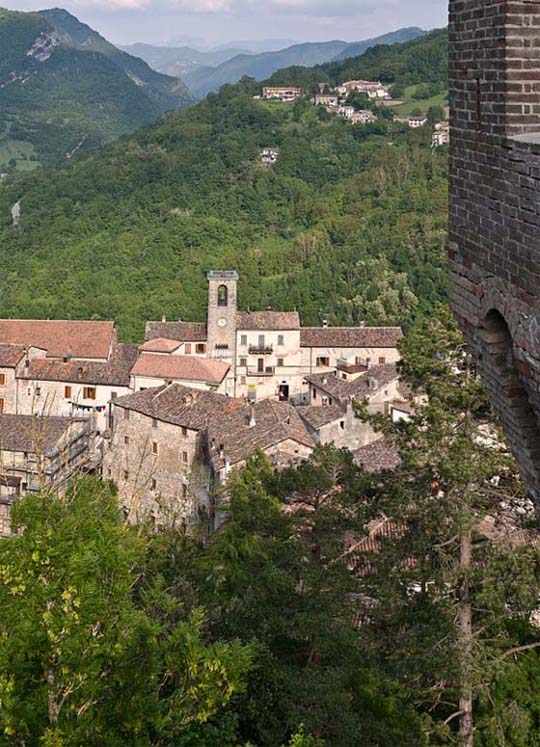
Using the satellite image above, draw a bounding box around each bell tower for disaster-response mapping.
[207,271,238,365]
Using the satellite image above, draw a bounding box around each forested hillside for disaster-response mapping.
[0,8,194,171]
[0,29,448,341]
[269,28,448,90]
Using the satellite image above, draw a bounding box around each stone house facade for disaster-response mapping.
[449,0,540,508]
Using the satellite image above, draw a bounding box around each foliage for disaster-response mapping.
[0,479,251,746]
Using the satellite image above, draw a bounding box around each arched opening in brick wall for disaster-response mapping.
[480,310,540,501]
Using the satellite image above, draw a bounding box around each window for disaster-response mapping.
[152,442,158,455]
[64,385,72,399]
[340,420,345,430]
[181,426,188,437]
[379,356,386,365]
[182,484,188,498]
[316,357,330,367]
[0,374,5,386]
[278,335,284,346]
[277,358,284,367]
[240,376,246,385]
[152,418,158,429]
[257,358,264,373]
[111,391,118,400]
[240,357,247,367]
[0,398,4,413]
[35,387,41,397]
[258,334,265,348]
[124,436,130,445]
[217,284,228,307]
[123,470,129,481]
[83,387,96,400]
[313,389,317,400]
[152,479,157,491]
[182,451,188,464]
[185,343,192,354]
[241,335,247,346]
[322,396,329,406]
[196,343,206,354]
[124,409,130,420]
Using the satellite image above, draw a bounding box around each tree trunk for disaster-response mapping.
[458,529,473,747]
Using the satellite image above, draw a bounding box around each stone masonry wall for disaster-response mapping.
[450,0,540,505]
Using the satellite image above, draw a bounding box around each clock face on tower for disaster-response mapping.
[217,317,227,328]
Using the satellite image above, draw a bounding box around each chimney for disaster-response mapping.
[322,319,329,328]
[162,314,167,323]
[249,401,256,428]
[219,443,225,459]
[368,377,379,391]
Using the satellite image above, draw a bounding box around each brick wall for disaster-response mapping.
[450,0,540,507]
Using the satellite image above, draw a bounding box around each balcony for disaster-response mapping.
[249,344,273,355]
[247,366,275,377]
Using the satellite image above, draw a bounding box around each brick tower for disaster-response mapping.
[206,271,238,366]
[449,0,540,507]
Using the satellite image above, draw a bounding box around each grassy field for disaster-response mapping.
[395,86,449,115]
[0,137,39,171]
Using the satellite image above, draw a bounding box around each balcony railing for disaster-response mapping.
[248,345,273,355]
[247,366,275,377]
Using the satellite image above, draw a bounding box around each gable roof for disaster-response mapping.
[300,326,403,348]
[237,311,300,331]
[113,384,242,430]
[0,320,116,360]
[354,438,401,473]
[208,399,315,470]
[297,404,346,430]
[18,344,138,387]
[145,321,208,343]
[0,343,27,368]
[130,353,229,385]
[306,363,400,403]
[138,338,183,353]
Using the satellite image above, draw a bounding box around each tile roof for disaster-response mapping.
[208,399,315,470]
[0,320,116,360]
[131,353,229,385]
[0,414,86,455]
[145,321,208,342]
[297,404,346,430]
[237,311,300,331]
[19,344,138,387]
[354,438,401,473]
[0,343,26,368]
[138,338,183,353]
[300,326,403,348]
[307,363,400,403]
[113,384,243,430]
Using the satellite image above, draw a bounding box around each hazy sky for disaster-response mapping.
[10,0,447,47]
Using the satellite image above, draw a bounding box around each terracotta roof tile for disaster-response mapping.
[138,338,183,353]
[237,311,300,331]
[306,363,400,403]
[0,343,26,368]
[131,353,229,385]
[208,399,315,470]
[19,344,138,387]
[354,438,401,473]
[0,414,87,455]
[300,326,403,348]
[297,404,346,430]
[145,322,208,342]
[113,384,242,430]
[0,320,116,360]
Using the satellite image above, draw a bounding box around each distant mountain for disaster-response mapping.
[0,8,195,171]
[182,28,428,97]
[120,42,250,78]
[333,27,429,60]
[40,9,194,113]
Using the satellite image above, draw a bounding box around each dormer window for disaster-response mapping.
[217,284,228,307]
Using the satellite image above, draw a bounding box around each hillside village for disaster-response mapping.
[0,271,415,533]
[259,80,450,142]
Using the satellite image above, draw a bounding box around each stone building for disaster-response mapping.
[0,343,46,414]
[262,86,303,101]
[146,272,403,403]
[0,414,92,535]
[130,352,230,394]
[449,0,540,507]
